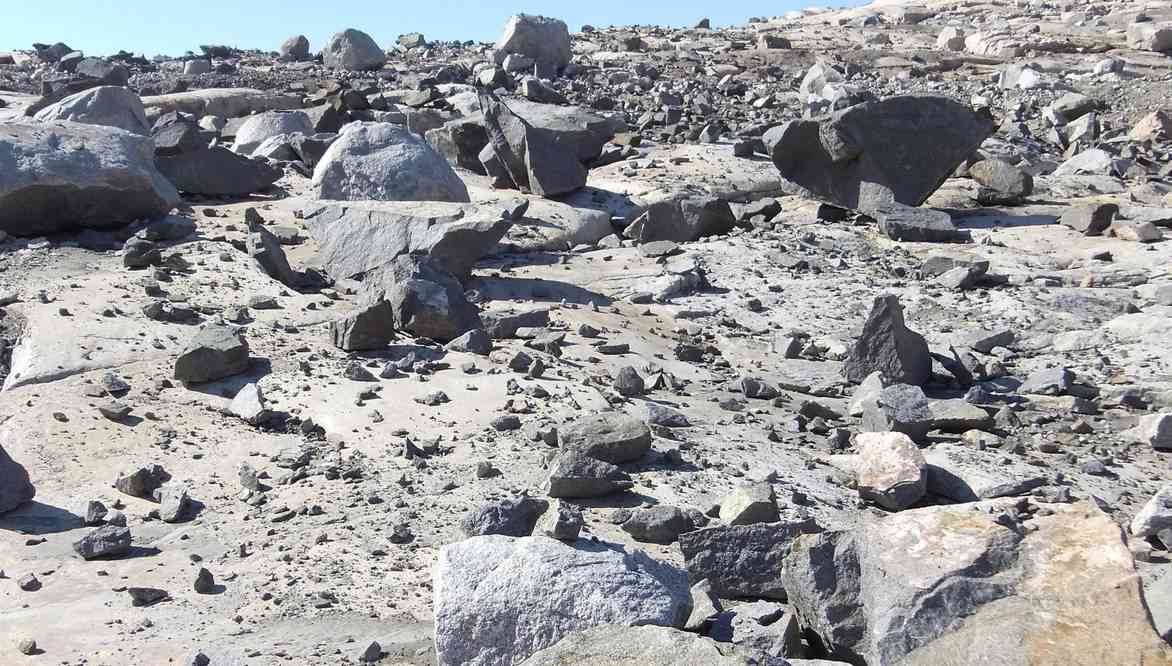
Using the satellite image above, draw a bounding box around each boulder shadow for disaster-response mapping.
[468,276,613,306]
[0,501,81,535]
[181,358,273,399]
[951,212,1058,229]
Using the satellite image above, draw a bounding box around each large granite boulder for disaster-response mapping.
[0,121,179,236]
[311,122,470,202]
[322,28,386,71]
[765,96,994,212]
[33,86,150,135]
[302,200,513,283]
[782,500,1171,665]
[231,110,313,156]
[433,535,691,666]
[495,14,572,74]
[0,444,36,514]
[279,35,310,61]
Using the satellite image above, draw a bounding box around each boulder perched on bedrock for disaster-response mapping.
[765,95,994,212]
[302,199,517,283]
[312,122,470,202]
[0,120,179,236]
[782,499,1171,665]
[33,85,150,135]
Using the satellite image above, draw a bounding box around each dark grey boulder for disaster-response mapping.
[620,506,700,544]
[376,255,482,343]
[844,295,932,386]
[156,146,281,196]
[173,325,250,384]
[280,35,310,61]
[545,453,633,498]
[1059,203,1118,236]
[678,520,822,599]
[558,413,652,464]
[871,203,969,243]
[330,300,396,351]
[862,383,935,442]
[113,464,171,498]
[766,95,994,212]
[72,525,132,560]
[624,196,736,244]
[461,495,549,537]
[0,121,179,236]
[445,328,492,355]
[480,95,587,198]
[0,445,36,514]
[246,219,300,287]
[482,308,550,339]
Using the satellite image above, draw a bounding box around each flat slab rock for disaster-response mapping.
[923,443,1047,502]
[433,535,691,666]
[519,625,760,665]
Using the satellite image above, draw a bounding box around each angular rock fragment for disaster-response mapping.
[495,14,572,74]
[718,482,779,526]
[843,295,931,386]
[765,96,994,212]
[229,383,270,426]
[862,384,934,442]
[855,431,926,511]
[379,255,482,342]
[174,325,250,384]
[871,204,969,243]
[480,94,586,198]
[72,525,132,560]
[1132,485,1172,538]
[330,300,396,351]
[114,464,170,498]
[620,505,699,544]
[623,197,736,244]
[535,499,583,541]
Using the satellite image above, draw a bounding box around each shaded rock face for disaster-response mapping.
[480,95,587,198]
[0,121,179,236]
[330,300,396,351]
[782,500,1171,665]
[766,95,995,212]
[370,255,482,343]
[678,520,822,600]
[323,28,386,71]
[495,14,572,75]
[173,325,250,384]
[312,122,470,203]
[843,295,931,386]
[625,196,736,244]
[33,86,150,135]
[156,145,281,196]
[0,444,36,514]
[433,535,691,666]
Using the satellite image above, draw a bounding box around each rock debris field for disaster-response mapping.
[4,1,1172,664]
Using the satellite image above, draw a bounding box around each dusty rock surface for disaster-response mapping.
[2,1,1172,664]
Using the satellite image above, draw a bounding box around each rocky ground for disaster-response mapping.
[2,1,1172,665]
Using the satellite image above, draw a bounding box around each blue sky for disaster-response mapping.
[2,0,863,58]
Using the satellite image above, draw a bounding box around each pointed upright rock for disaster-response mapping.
[844,295,931,386]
